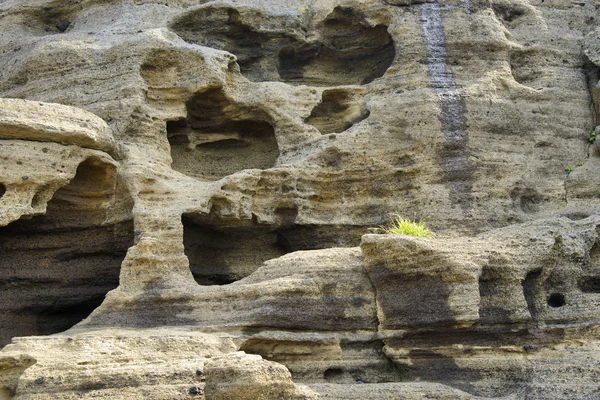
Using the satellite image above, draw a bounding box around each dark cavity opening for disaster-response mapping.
[167,88,279,181]
[547,293,565,308]
[305,89,370,134]
[584,61,600,123]
[492,3,527,25]
[0,183,5,199]
[182,212,368,285]
[23,2,76,36]
[477,271,512,325]
[510,183,542,214]
[522,269,542,320]
[170,7,282,82]
[0,158,133,346]
[278,7,395,86]
[578,277,600,293]
[324,368,344,381]
[170,6,395,86]
[182,216,289,285]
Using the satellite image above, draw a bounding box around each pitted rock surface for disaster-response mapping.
[1,0,600,398]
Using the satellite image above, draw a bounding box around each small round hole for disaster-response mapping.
[547,293,565,308]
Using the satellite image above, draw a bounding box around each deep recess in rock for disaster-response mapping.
[0,183,5,199]
[324,368,345,382]
[510,184,543,214]
[523,269,542,321]
[578,276,600,293]
[305,89,370,134]
[591,239,600,267]
[547,293,565,308]
[491,2,527,28]
[170,6,395,86]
[169,7,291,82]
[478,272,512,325]
[22,1,76,35]
[167,88,279,181]
[47,158,120,226]
[182,216,289,285]
[182,215,368,285]
[509,49,541,88]
[278,7,395,86]
[0,158,133,346]
[584,62,600,121]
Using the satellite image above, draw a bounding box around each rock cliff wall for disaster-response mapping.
[1,0,600,398]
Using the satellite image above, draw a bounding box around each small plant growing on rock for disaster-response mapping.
[377,214,433,238]
[564,165,574,173]
[589,130,597,144]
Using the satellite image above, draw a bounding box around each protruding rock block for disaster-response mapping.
[204,352,318,400]
[0,99,115,153]
[361,234,481,330]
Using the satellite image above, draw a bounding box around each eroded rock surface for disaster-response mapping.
[1,0,600,398]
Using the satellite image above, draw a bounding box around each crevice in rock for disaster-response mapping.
[42,157,119,227]
[0,158,133,346]
[0,183,5,199]
[167,88,279,181]
[591,239,600,267]
[275,224,368,252]
[170,6,395,86]
[583,60,600,125]
[305,89,370,134]
[522,269,542,321]
[579,240,600,292]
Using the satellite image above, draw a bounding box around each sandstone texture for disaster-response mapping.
[1,0,600,398]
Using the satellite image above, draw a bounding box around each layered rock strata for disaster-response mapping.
[1,0,600,398]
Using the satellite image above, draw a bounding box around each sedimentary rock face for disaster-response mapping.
[1,0,600,398]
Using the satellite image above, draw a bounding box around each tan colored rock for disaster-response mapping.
[0,0,600,398]
[361,234,481,330]
[204,352,318,400]
[0,99,115,153]
[0,328,237,400]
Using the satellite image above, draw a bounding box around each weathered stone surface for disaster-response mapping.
[204,352,318,400]
[361,234,481,330]
[0,99,115,152]
[0,329,237,399]
[1,0,600,398]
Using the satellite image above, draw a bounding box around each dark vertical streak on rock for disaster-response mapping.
[420,2,472,216]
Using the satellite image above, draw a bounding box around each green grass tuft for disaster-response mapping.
[377,214,434,238]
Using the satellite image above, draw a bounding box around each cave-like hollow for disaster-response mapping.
[0,158,133,346]
[305,89,370,134]
[182,213,369,286]
[167,88,280,181]
[169,6,395,86]
[277,7,396,86]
